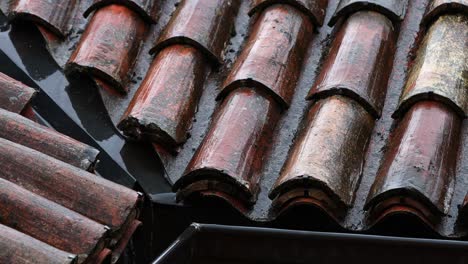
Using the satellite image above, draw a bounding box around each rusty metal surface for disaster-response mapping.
[83,0,157,24]
[0,177,109,256]
[308,11,396,118]
[220,5,314,108]
[328,0,408,26]
[0,108,99,171]
[249,0,329,26]
[422,0,468,27]
[150,0,240,65]
[0,72,36,114]
[119,45,208,150]
[0,138,139,230]
[0,224,77,264]
[394,14,467,118]
[67,4,147,93]
[270,96,374,219]
[367,102,462,219]
[175,88,281,205]
[8,0,76,38]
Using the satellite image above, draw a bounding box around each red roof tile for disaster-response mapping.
[0,72,36,114]
[83,0,157,24]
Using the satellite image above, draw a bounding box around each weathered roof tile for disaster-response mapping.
[83,0,158,24]
[0,72,36,114]
[422,0,468,27]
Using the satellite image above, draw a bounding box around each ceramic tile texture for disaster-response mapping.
[1,0,466,240]
[0,75,142,263]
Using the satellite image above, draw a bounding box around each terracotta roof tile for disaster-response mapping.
[270,96,375,219]
[394,14,467,118]
[249,0,329,26]
[67,4,147,93]
[0,224,77,264]
[8,0,76,38]
[150,0,241,65]
[422,0,468,27]
[0,72,36,114]
[220,5,315,108]
[83,0,158,24]
[0,108,99,171]
[308,11,396,118]
[329,0,408,26]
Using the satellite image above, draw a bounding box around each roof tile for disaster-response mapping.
[308,11,396,118]
[150,0,241,66]
[67,4,147,93]
[367,102,462,221]
[0,108,99,171]
[328,0,408,26]
[270,96,374,219]
[394,14,467,118]
[8,0,76,38]
[249,0,329,26]
[119,45,208,150]
[219,5,314,108]
[0,72,36,114]
[83,0,158,24]
[0,224,77,264]
[422,0,468,27]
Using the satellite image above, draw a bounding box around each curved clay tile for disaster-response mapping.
[0,177,109,258]
[0,72,36,114]
[422,0,468,27]
[8,0,76,38]
[366,102,462,224]
[119,45,208,150]
[270,96,374,219]
[150,0,241,66]
[308,11,396,118]
[0,108,99,171]
[83,0,157,24]
[219,5,314,108]
[0,224,77,264]
[328,0,408,26]
[249,0,328,26]
[393,14,467,118]
[175,88,281,205]
[67,5,147,93]
[0,138,140,232]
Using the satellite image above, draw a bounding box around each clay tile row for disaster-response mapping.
[269,9,398,220]
[394,6,467,118]
[0,224,78,264]
[83,0,158,24]
[365,6,467,226]
[118,0,241,151]
[249,0,328,26]
[66,4,147,93]
[219,4,315,109]
[328,0,408,26]
[6,0,77,38]
[0,72,36,114]
[174,3,320,208]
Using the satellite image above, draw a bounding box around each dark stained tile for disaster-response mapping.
[119,45,208,150]
[249,0,329,26]
[328,0,408,26]
[367,102,462,223]
[0,72,36,114]
[0,177,109,257]
[394,14,467,118]
[175,88,281,205]
[150,0,241,65]
[422,0,468,27]
[0,108,99,171]
[84,0,158,24]
[8,0,76,38]
[67,4,147,93]
[308,11,396,118]
[0,138,140,232]
[270,96,375,219]
[219,5,314,108]
[0,224,77,264]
